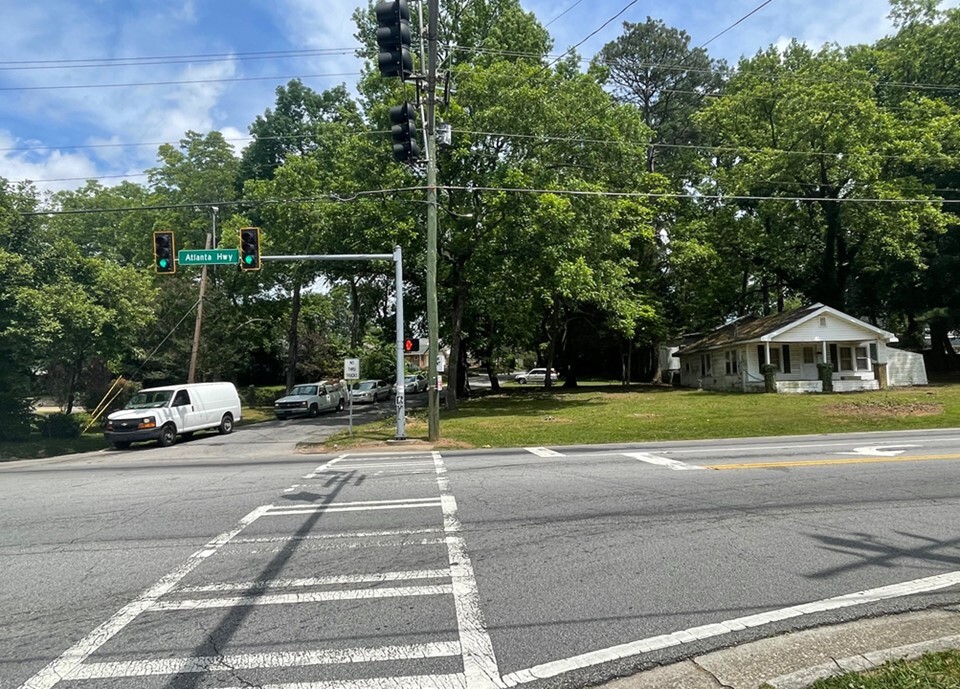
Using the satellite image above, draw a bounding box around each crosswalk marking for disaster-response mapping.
[231,528,442,544]
[218,675,467,689]
[66,643,462,679]
[176,569,451,594]
[525,446,564,457]
[151,584,454,611]
[624,451,703,471]
[264,501,442,516]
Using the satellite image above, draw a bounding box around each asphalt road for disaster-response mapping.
[1,421,959,689]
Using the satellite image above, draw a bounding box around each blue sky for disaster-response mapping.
[1,0,956,194]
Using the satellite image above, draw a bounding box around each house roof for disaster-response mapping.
[676,304,896,356]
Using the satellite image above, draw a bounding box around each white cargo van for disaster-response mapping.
[104,382,242,449]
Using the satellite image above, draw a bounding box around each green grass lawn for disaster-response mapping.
[778,650,960,688]
[319,380,960,450]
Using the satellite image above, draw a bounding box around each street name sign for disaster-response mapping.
[178,249,240,266]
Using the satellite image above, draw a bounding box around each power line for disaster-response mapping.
[0,48,357,72]
[544,0,586,28]
[18,183,959,217]
[18,187,426,216]
[0,71,361,93]
[698,0,776,49]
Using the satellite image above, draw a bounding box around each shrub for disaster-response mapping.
[0,395,33,441]
[245,386,284,407]
[37,412,84,439]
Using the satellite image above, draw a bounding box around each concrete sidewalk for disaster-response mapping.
[599,607,960,689]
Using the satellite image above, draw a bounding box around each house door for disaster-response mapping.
[801,347,817,379]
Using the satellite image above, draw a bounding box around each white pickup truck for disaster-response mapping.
[274,381,345,419]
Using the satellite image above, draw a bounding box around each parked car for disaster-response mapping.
[104,382,241,449]
[515,368,560,385]
[395,373,427,394]
[350,379,392,403]
[274,381,345,419]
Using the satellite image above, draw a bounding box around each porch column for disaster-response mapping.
[765,342,771,368]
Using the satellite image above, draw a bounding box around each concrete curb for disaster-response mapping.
[764,633,960,689]
[598,608,960,689]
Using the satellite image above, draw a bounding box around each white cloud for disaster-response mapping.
[0,130,101,193]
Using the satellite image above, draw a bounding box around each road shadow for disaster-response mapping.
[804,530,960,579]
[161,469,357,689]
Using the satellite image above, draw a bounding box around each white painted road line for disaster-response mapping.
[264,502,442,516]
[67,641,462,679]
[222,537,446,554]
[499,570,960,687]
[151,584,455,611]
[339,453,435,461]
[17,505,270,689]
[231,528,442,544]
[270,497,440,509]
[302,455,348,479]
[525,447,564,457]
[218,674,467,689]
[176,569,452,594]
[432,452,503,689]
[624,452,703,471]
[334,462,438,468]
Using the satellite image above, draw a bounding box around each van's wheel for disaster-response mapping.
[308,404,319,418]
[218,413,234,434]
[158,424,177,447]
[113,441,131,450]
[336,398,344,412]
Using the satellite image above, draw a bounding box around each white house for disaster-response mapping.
[675,304,928,393]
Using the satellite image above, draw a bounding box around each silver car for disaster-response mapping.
[515,368,560,384]
[350,379,392,403]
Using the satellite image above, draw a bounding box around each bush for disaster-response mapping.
[0,395,33,441]
[37,412,86,439]
[244,386,285,407]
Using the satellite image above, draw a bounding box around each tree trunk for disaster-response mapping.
[445,266,468,412]
[285,282,302,394]
[484,356,500,392]
[65,359,81,415]
[349,278,361,349]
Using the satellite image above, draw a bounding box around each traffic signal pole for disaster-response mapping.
[425,0,440,441]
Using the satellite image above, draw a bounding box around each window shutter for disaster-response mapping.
[757,345,765,365]
[782,345,791,373]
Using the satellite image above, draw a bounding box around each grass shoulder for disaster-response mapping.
[761,649,960,688]
[311,381,960,452]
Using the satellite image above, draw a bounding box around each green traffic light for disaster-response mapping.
[244,255,253,265]
[158,258,169,268]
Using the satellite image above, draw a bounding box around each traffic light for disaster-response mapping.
[240,227,261,271]
[389,102,421,163]
[153,231,176,274]
[404,337,424,353]
[375,0,413,79]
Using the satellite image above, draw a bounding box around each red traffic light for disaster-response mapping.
[404,338,416,352]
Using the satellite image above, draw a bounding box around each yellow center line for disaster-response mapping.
[707,453,960,470]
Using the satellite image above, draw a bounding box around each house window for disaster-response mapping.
[725,350,738,374]
[769,347,782,371]
[700,354,711,374]
[803,347,815,365]
[840,346,853,371]
[855,347,869,370]
[819,317,827,327]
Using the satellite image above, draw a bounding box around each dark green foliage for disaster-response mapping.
[36,413,86,439]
